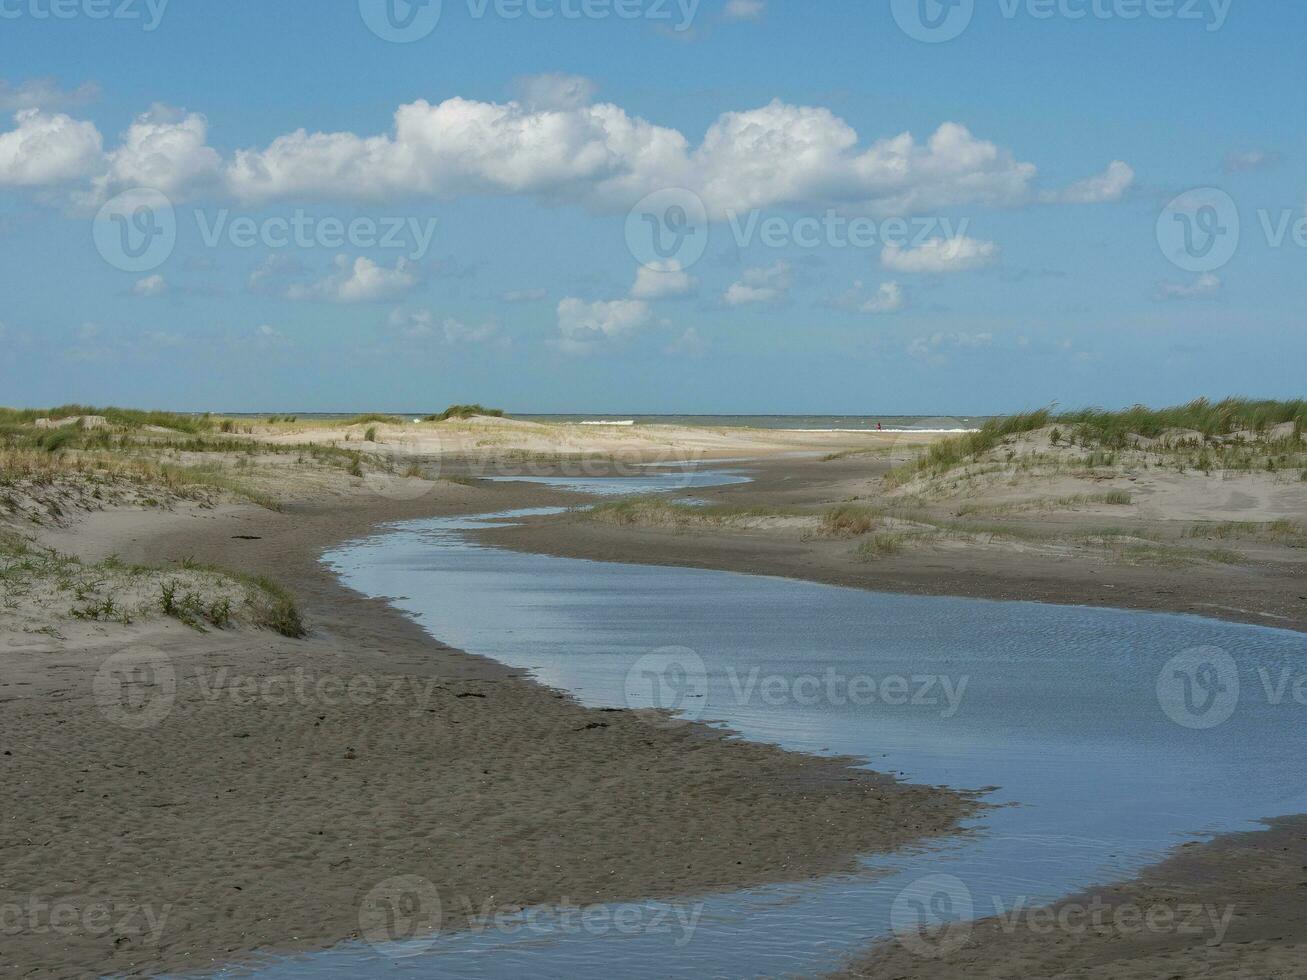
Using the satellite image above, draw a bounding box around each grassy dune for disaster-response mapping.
[886,398,1307,487]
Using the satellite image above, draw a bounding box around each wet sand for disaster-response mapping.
[835,815,1307,979]
[478,455,1307,633]
[0,477,976,978]
[5,439,1305,977]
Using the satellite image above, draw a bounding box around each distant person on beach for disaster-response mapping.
[876,422,883,431]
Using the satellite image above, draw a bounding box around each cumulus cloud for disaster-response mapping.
[133,274,167,297]
[554,297,652,354]
[1043,160,1134,204]
[285,255,419,303]
[632,260,697,300]
[882,236,999,274]
[724,260,792,305]
[0,109,103,187]
[1154,272,1221,301]
[0,78,100,112]
[0,89,1132,222]
[722,0,766,21]
[95,105,222,201]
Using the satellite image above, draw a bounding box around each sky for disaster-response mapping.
[0,0,1303,414]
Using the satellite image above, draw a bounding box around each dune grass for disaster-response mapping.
[957,491,1133,516]
[427,404,506,422]
[886,399,1306,486]
[586,497,803,529]
[821,504,880,537]
[0,405,213,434]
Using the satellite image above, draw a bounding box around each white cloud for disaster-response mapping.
[1046,160,1134,204]
[554,297,652,354]
[0,91,1131,223]
[0,78,100,113]
[133,274,167,297]
[1155,272,1221,301]
[632,260,697,300]
[724,260,792,306]
[0,109,103,187]
[723,0,766,21]
[95,105,222,201]
[882,236,1000,274]
[285,255,419,303]
[220,97,1079,218]
[860,281,906,314]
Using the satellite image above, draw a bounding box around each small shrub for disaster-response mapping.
[364,426,378,443]
[207,597,232,628]
[822,505,877,537]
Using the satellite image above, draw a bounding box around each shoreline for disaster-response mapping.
[1,477,979,978]
[474,456,1307,636]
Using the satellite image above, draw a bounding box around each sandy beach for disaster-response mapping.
[0,433,976,978]
[2,412,1305,977]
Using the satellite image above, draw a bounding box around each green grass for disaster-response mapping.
[0,405,212,434]
[856,533,911,558]
[957,491,1133,516]
[176,558,307,638]
[1059,397,1307,446]
[427,404,506,422]
[886,398,1307,486]
[821,504,879,537]
[344,413,401,427]
[1182,519,1307,548]
[587,497,802,528]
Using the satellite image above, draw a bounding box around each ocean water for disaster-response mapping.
[209,472,1307,979]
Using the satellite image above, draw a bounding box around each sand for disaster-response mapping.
[0,475,975,978]
[833,816,1307,979]
[481,453,1307,633]
[4,421,1305,976]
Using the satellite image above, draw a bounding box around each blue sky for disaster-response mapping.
[0,0,1303,413]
